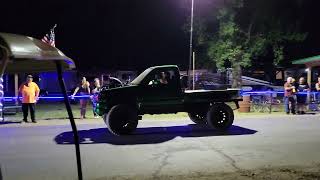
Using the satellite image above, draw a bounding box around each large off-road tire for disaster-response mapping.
[104,104,138,135]
[206,104,234,131]
[188,111,207,124]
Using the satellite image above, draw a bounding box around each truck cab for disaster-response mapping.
[131,65,184,114]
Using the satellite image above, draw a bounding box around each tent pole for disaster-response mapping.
[55,61,83,180]
[0,45,9,76]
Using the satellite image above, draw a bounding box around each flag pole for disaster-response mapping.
[50,24,57,47]
[52,24,57,31]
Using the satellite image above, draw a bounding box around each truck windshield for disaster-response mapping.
[130,67,153,85]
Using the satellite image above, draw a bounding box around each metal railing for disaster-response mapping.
[242,91,320,113]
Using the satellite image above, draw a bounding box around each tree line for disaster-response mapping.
[188,0,307,87]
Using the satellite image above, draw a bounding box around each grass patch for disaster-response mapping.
[7,102,96,120]
[6,102,294,121]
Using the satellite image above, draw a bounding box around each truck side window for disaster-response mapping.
[147,70,178,88]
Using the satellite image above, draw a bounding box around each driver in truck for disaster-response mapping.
[160,71,169,84]
[149,72,169,85]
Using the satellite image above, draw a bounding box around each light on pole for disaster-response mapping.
[187,0,194,89]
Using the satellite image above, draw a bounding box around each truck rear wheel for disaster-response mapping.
[188,112,207,124]
[104,104,138,135]
[206,104,234,131]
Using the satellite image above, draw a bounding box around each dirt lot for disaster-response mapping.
[103,164,320,180]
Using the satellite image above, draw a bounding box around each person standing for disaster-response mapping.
[290,78,298,111]
[91,78,101,118]
[315,77,320,103]
[296,77,310,114]
[72,77,90,119]
[284,77,296,114]
[19,75,40,123]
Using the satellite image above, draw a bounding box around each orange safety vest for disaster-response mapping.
[19,82,40,103]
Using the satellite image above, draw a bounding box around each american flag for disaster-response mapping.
[41,25,56,47]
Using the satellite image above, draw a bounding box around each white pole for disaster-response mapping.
[101,74,104,86]
[192,52,195,90]
[307,67,312,108]
[14,74,19,105]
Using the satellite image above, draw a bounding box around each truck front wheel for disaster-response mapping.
[206,104,234,131]
[104,104,138,135]
[188,112,207,124]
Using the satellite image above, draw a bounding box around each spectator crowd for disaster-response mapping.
[284,76,320,114]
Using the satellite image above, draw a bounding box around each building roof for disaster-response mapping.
[292,55,320,67]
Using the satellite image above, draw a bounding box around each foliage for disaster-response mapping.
[187,0,308,87]
[208,0,307,69]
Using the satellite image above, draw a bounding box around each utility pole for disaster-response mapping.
[187,0,194,89]
[192,52,195,90]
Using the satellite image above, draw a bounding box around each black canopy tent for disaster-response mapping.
[0,32,83,180]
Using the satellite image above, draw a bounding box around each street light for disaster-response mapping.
[187,0,194,89]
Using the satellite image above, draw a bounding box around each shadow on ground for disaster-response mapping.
[0,121,21,125]
[41,117,85,120]
[300,112,317,115]
[55,124,257,145]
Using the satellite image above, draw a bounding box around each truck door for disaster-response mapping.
[138,69,184,113]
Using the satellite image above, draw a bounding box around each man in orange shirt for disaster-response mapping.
[19,75,40,123]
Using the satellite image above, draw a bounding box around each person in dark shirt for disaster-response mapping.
[71,77,90,119]
[296,77,310,114]
[315,77,320,103]
[284,77,296,114]
[91,78,101,118]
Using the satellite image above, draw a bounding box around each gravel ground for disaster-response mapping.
[100,164,320,180]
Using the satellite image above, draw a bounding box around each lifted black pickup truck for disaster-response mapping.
[96,65,242,135]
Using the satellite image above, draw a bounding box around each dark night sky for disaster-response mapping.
[1,0,320,72]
